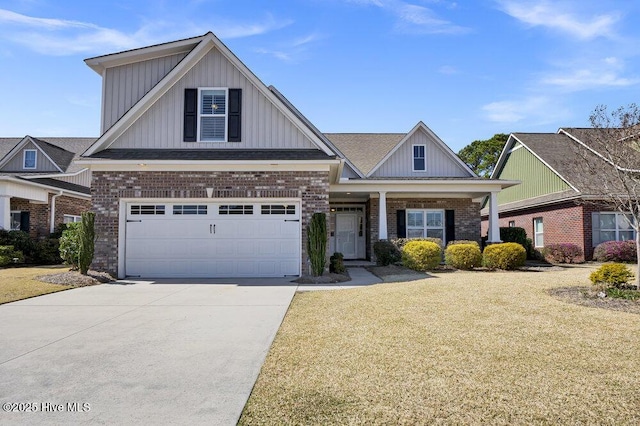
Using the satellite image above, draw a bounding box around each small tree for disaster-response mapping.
[78,211,95,275]
[307,213,327,277]
[570,104,640,289]
[59,223,81,269]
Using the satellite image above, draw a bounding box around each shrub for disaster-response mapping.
[78,212,96,275]
[593,240,637,263]
[0,230,36,262]
[59,222,81,269]
[590,263,634,289]
[447,240,480,248]
[445,243,482,270]
[0,245,25,267]
[329,252,346,274]
[373,240,401,266]
[542,243,584,264]
[307,212,327,276]
[483,243,526,270]
[34,238,62,265]
[499,227,537,259]
[402,240,442,271]
[391,237,443,252]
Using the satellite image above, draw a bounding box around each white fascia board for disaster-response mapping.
[76,159,339,172]
[84,34,205,74]
[490,133,517,179]
[330,179,519,194]
[21,168,89,180]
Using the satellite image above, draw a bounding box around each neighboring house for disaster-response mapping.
[77,32,515,279]
[0,136,94,238]
[481,129,636,259]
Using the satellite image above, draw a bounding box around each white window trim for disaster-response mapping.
[23,149,37,169]
[63,214,82,223]
[412,144,426,172]
[406,209,445,242]
[197,87,229,143]
[599,212,636,242]
[533,217,544,248]
[10,210,21,231]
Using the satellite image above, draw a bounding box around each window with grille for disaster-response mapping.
[261,205,296,215]
[413,144,426,171]
[130,205,165,215]
[219,205,253,215]
[173,205,207,215]
[199,88,227,142]
[407,210,444,240]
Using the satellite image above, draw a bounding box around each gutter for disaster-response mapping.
[50,191,63,234]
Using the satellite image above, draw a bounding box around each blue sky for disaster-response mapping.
[0,0,639,152]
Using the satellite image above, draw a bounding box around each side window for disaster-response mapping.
[413,144,426,171]
[533,217,544,247]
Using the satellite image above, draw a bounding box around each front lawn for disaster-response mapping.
[0,266,71,304]
[240,265,640,424]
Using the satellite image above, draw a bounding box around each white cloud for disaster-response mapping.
[541,57,639,91]
[482,96,569,124]
[438,65,459,75]
[0,8,292,56]
[255,32,325,62]
[498,0,619,40]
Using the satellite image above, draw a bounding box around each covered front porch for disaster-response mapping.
[328,178,518,261]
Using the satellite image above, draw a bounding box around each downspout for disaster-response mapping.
[50,191,63,234]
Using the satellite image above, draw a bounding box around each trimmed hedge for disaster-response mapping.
[593,240,637,263]
[0,245,24,267]
[402,240,442,271]
[590,263,634,289]
[499,227,536,259]
[542,243,584,264]
[483,242,526,270]
[390,237,442,251]
[444,243,482,270]
[373,240,401,266]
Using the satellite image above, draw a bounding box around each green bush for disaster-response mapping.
[391,237,442,251]
[402,240,442,271]
[34,238,62,265]
[589,263,634,289]
[482,243,526,270]
[445,243,482,270]
[329,252,346,274]
[0,245,25,267]
[0,230,36,262]
[78,212,96,275]
[307,212,327,277]
[499,227,537,259]
[59,222,81,269]
[447,240,480,248]
[373,240,401,266]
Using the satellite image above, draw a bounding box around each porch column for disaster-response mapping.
[488,191,501,243]
[0,196,10,230]
[378,191,388,240]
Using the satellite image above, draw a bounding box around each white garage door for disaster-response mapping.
[124,201,301,278]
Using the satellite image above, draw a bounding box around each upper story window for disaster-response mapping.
[23,149,37,169]
[199,88,227,142]
[413,144,426,171]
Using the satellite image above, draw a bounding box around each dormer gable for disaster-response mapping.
[0,136,70,173]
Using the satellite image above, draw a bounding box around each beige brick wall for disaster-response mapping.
[91,170,330,276]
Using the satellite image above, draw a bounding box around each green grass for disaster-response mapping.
[607,287,640,300]
[240,266,640,425]
[0,266,70,304]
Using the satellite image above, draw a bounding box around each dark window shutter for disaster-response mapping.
[445,209,455,243]
[183,88,197,142]
[20,211,30,233]
[396,209,406,238]
[228,88,242,142]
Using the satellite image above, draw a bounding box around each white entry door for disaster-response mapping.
[336,214,357,258]
[124,201,301,278]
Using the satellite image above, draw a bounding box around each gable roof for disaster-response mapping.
[0,136,96,174]
[83,32,336,158]
[324,133,404,176]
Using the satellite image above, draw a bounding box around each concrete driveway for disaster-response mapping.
[0,279,297,425]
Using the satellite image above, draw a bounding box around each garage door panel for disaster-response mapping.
[125,201,302,278]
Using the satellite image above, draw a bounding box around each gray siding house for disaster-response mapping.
[78,32,515,278]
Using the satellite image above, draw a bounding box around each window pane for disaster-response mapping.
[599,231,615,242]
[413,145,425,157]
[10,212,21,230]
[535,234,544,247]
[201,116,225,141]
[24,151,36,168]
[619,231,635,241]
[407,229,424,238]
[426,212,443,227]
[413,158,425,171]
[617,214,633,230]
[426,229,443,239]
[407,212,423,227]
[201,90,226,115]
[534,218,543,232]
[599,214,616,229]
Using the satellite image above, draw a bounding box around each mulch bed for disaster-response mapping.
[37,270,115,287]
[549,286,640,315]
[293,272,351,284]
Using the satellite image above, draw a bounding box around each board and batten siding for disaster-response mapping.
[103,52,188,131]
[496,145,571,205]
[109,47,317,150]
[371,129,471,177]
[0,142,59,172]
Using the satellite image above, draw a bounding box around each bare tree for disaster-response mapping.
[570,104,640,288]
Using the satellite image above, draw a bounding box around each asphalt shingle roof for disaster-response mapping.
[323,133,404,175]
[0,137,96,173]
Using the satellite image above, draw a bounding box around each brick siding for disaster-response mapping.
[91,170,330,276]
[10,195,91,238]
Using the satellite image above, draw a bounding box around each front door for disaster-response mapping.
[336,214,357,258]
